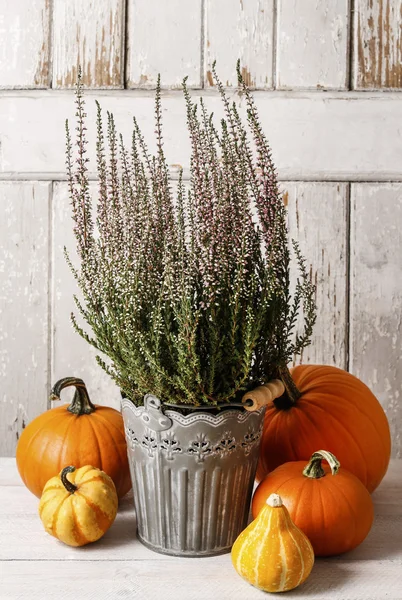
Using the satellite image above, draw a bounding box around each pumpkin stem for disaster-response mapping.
[303,450,341,479]
[61,466,78,493]
[50,377,96,415]
[274,365,302,409]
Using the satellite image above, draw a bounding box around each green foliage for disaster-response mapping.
[65,63,316,406]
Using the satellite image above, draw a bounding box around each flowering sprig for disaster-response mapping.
[65,63,316,406]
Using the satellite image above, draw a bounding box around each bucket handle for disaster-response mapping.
[241,380,285,412]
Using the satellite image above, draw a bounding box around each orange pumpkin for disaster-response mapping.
[257,365,391,492]
[253,450,374,556]
[16,377,131,499]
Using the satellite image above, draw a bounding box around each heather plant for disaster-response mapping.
[65,63,316,407]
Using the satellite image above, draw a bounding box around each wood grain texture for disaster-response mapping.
[3,559,400,600]
[355,0,402,89]
[126,0,202,88]
[276,0,349,89]
[350,183,402,458]
[0,455,401,600]
[205,0,274,88]
[1,465,401,561]
[285,182,348,367]
[52,182,120,409]
[0,0,50,88]
[52,0,124,88]
[1,91,402,181]
[0,183,50,456]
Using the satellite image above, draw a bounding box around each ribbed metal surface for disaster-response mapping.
[122,397,265,557]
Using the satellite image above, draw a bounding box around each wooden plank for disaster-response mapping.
[1,459,401,562]
[1,557,402,599]
[3,170,402,184]
[52,0,124,88]
[0,486,172,562]
[0,91,402,180]
[285,182,348,367]
[371,459,402,515]
[0,183,50,456]
[52,182,121,410]
[276,0,349,90]
[355,0,402,89]
[0,458,22,486]
[1,488,401,561]
[205,0,274,88]
[126,0,202,88]
[350,183,402,458]
[0,0,50,88]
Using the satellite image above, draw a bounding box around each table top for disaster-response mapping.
[1,458,401,600]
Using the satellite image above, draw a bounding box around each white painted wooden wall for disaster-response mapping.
[0,0,401,457]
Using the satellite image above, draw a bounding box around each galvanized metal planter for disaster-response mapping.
[121,394,265,557]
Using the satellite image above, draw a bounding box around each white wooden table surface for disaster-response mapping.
[1,458,401,600]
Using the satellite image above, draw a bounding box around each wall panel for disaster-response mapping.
[0,0,50,88]
[1,92,401,182]
[51,182,120,409]
[285,182,348,367]
[355,0,402,89]
[52,0,125,88]
[0,182,50,456]
[350,183,402,456]
[1,2,402,457]
[126,0,202,88]
[205,0,274,88]
[277,0,349,89]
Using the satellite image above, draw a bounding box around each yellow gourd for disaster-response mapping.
[39,465,118,547]
[231,493,314,593]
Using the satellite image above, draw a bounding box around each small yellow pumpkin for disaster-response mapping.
[231,493,314,593]
[39,465,118,547]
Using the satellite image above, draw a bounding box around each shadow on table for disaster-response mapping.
[78,471,402,557]
[118,489,135,513]
[289,562,354,596]
[73,490,139,552]
[339,473,402,562]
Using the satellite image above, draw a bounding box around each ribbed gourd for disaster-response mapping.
[231,493,314,593]
[39,465,118,547]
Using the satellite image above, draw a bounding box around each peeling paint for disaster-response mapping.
[53,0,123,88]
[138,74,149,86]
[285,182,348,370]
[356,0,402,89]
[241,66,255,87]
[33,0,50,86]
[127,0,202,89]
[350,183,402,458]
[0,0,51,88]
[276,0,348,89]
[205,0,273,88]
[0,183,50,456]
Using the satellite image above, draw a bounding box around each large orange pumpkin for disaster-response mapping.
[16,377,131,499]
[252,450,374,556]
[258,365,391,492]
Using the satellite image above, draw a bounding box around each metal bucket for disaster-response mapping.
[121,394,265,557]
